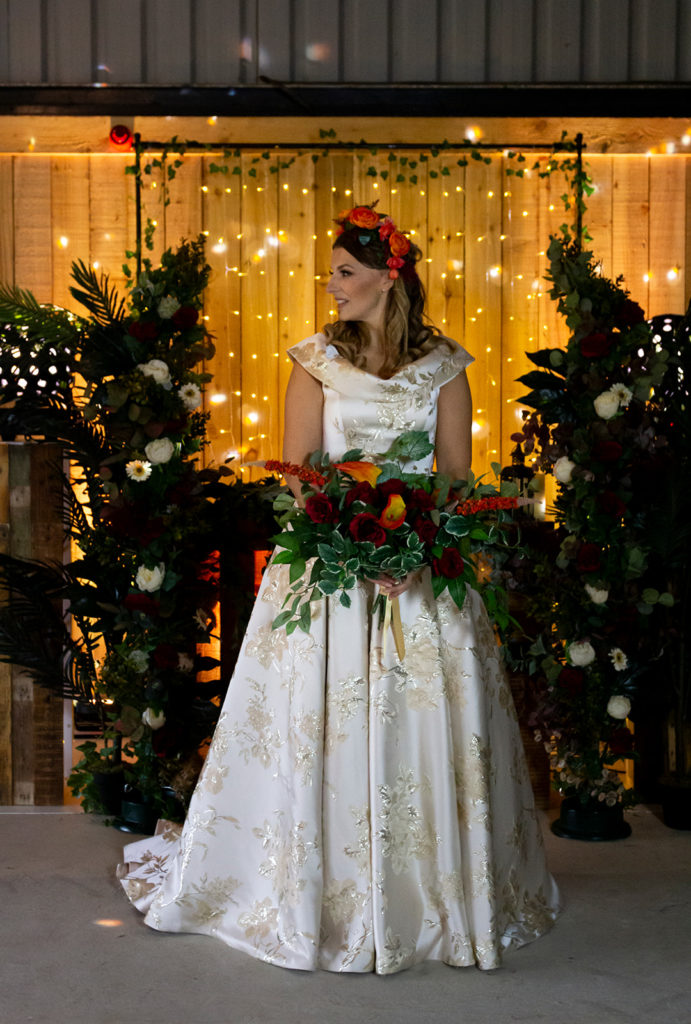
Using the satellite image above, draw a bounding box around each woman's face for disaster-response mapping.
[326,247,393,330]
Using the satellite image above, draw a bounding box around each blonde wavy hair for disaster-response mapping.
[322,228,453,379]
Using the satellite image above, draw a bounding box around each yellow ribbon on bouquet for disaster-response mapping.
[382,594,405,662]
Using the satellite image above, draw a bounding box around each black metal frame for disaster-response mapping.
[0,83,689,118]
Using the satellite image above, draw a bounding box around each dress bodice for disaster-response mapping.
[288,333,474,472]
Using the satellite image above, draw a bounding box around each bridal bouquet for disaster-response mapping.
[264,431,520,648]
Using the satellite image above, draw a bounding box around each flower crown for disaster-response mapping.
[334,204,413,279]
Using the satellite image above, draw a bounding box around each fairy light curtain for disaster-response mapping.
[2,147,687,475]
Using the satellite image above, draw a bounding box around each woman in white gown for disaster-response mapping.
[118,205,560,974]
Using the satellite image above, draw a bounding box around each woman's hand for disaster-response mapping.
[372,570,422,598]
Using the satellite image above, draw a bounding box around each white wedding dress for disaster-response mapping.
[118,333,560,974]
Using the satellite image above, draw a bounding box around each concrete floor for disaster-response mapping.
[0,804,689,1024]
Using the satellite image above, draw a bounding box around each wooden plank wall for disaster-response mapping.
[1,150,690,476]
[0,444,65,805]
[1,0,690,85]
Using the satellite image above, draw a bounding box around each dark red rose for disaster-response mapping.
[128,320,158,342]
[618,299,645,326]
[432,547,464,578]
[407,487,436,511]
[559,666,584,696]
[598,490,626,518]
[171,305,199,330]
[415,519,439,545]
[378,478,407,498]
[305,493,339,524]
[577,543,601,573]
[349,512,387,547]
[608,726,634,756]
[344,481,376,507]
[123,593,160,616]
[593,440,623,463]
[153,643,178,670]
[580,332,613,358]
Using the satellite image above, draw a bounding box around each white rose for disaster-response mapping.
[585,583,609,604]
[135,562,166,593]
[144,437,175,465]
[593,389,620,420]
[607,695,631,719]
[142,707,166,730]
[568,640,596,667]
[553,456,575,484]
[137,359,172,390]
[128,650,149,673]
[157,295,181,319]
[178,382,202,410]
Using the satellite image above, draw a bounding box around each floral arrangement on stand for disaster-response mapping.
[514,232,672,810]
[265,430,520,656]
[0,237,271,820]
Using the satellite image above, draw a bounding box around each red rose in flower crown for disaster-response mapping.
[389,232,411,258]
[348,206,381,229]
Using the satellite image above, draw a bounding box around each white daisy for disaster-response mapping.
[609,647,628,671]
[125,459,152,482]
[611,383,633,407]
[178,382,202,410]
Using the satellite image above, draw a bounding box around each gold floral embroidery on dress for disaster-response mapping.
[397,602,445,709]
[343,804,371,876]
[238,897,282,949]
[254,816,315,906]
[377,926,416,974]
[176,873,241,928]
[376,766,438,874]
[123,876,158,903]
[325,673,367,752]
[289,709,323,785]
[245,623,291,668]
[229,679,284,768]
[322,877,368,926]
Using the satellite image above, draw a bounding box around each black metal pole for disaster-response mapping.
[134,134,142,279]
[575,132,584,252]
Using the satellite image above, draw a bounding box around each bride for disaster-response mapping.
[118,204,560,974]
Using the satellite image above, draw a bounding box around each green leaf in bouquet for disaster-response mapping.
[339,447,365,462]
[289,557,306,584]
[431,574,448,599]
[272,532,302,553]
[442,516,471,537]
[330,531,346,554]
[344,558,359,572]
[286,619,298,635]
[447,575,468,611]
[299,602,312,632]
[339,591,352,608]
[317,579,338,596]
[271,609,294,630]
[470,527,490,540]
[382,430,434,464]
[273,492,296,512]
[343,575,357,589]
[271,550,294,565]
[317,543,339,562]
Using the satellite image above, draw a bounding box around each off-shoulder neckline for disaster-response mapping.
[316,335,457,381]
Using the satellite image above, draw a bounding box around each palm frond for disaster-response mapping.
[69,260,127,327]
[0,283,80,349]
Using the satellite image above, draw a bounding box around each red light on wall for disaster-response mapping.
[109,124,133,148]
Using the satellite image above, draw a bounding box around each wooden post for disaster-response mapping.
[0,443,65,805]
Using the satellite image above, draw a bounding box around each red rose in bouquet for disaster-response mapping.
[433,548,464,579]
[305,493,339,523]
[577,543,601,573]
[580,332,613,358]
[349,512,387,547]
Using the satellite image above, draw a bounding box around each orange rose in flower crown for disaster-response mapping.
[334,203,417,279]
[347,206,381,229]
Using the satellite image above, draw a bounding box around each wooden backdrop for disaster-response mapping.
[1,146,688,476]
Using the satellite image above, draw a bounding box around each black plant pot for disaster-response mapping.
[116,789,158,835]
[660,779,691,830]
[551,795,632,841]
[91,770,125,816]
